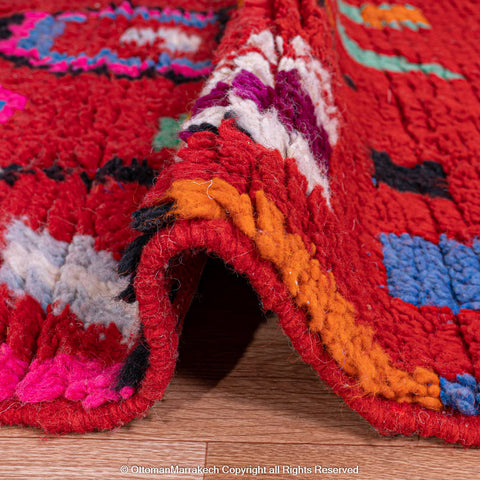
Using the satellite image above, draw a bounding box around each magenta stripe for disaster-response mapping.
[0,343,133,408]
[273,69,332,169]
[190,69,332,169]
[192,81,231,115]
[232,70,274,111]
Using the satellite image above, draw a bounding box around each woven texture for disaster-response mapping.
[0,0,479,446]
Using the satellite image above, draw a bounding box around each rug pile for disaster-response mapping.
[0,0,479,447]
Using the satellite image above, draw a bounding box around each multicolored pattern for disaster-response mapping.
[324,0,480,444]
[182,30,338,199]
[1,0,480,448]
[333,1,463,79]
[337,0,431,30]
[0,0,231,432]
[0,218,139,337]
[0,1,221,80]
[114,0,479,445]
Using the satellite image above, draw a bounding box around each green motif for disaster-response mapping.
[153,114,187,151]
[336,19,464,80]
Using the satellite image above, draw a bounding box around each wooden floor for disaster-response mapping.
[1,259,480,479]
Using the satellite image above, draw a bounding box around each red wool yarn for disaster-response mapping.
[0,0,479,447]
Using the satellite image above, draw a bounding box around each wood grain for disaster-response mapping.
[205,442,477,480]
[0,259,478,479]
[0,438,206,479]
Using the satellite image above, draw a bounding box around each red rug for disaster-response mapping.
[0,0,479,446]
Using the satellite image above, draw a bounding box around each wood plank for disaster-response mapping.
[204,442,480,480]
[0,438,206,479]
